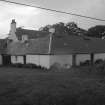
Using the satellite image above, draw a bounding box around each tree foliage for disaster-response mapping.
[87,25,105,38]
[66,22,86,35]
[39,22,87,36]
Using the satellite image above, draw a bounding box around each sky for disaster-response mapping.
[0,0,105,38]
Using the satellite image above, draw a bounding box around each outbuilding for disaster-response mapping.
[7,33,105,69]
[6,19,105,69]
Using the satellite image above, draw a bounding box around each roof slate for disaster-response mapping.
[7,33,105,55]
[16,28,49,40]
[7,36,50,55]
[51,35,105,54]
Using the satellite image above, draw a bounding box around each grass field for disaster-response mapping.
[0,66,105,105]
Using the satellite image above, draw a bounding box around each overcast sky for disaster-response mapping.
[0,0,105,38]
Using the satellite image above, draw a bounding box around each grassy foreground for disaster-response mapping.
[0,67,105,105]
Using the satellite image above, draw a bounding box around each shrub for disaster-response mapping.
[93,60,105,74]
[23,63,37,68]
[50,63,70,72]
[11,63,23,68]
[95,59,103,64]
[80,60,91,66]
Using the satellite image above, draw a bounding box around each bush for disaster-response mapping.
[9,63,46,69]
[50,63,70,72]
[50,63,62,71]
[93,60,105,74]
[10,63,23,68]
[80,60,91,66]
[95,59,103,64]
[22,63,37,68]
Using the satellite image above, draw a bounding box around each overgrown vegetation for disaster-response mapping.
[78,59,105,75]
[6,63,48,70]
[40,22,105,38]
[0,61,105,105]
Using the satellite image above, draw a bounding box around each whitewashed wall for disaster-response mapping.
[94,53,105,61]
[10,53,105,69]
[26,55,40,66]
[26,55,50,69]
[76,54,90,65]
[11,56,24,64]
[0,55,2,65]
[39,55,50,69]
[50,55,72,68]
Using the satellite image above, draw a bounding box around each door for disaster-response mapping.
[2,54,11,65]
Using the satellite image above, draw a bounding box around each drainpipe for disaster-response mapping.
[48,28,55,54]
[48,33,53,54]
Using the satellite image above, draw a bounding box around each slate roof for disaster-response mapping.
[16,28,49,40]
[7,36,50,55]
[51,34,105,54]
[7,33,105,55]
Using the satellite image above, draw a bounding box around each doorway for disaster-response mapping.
[2,54,11,66]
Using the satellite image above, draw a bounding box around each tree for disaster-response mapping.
[38,21,87,37]
[39,25,52,32]
[87,25,105,38]
[52,22,67,34]
[66,22,87,36]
